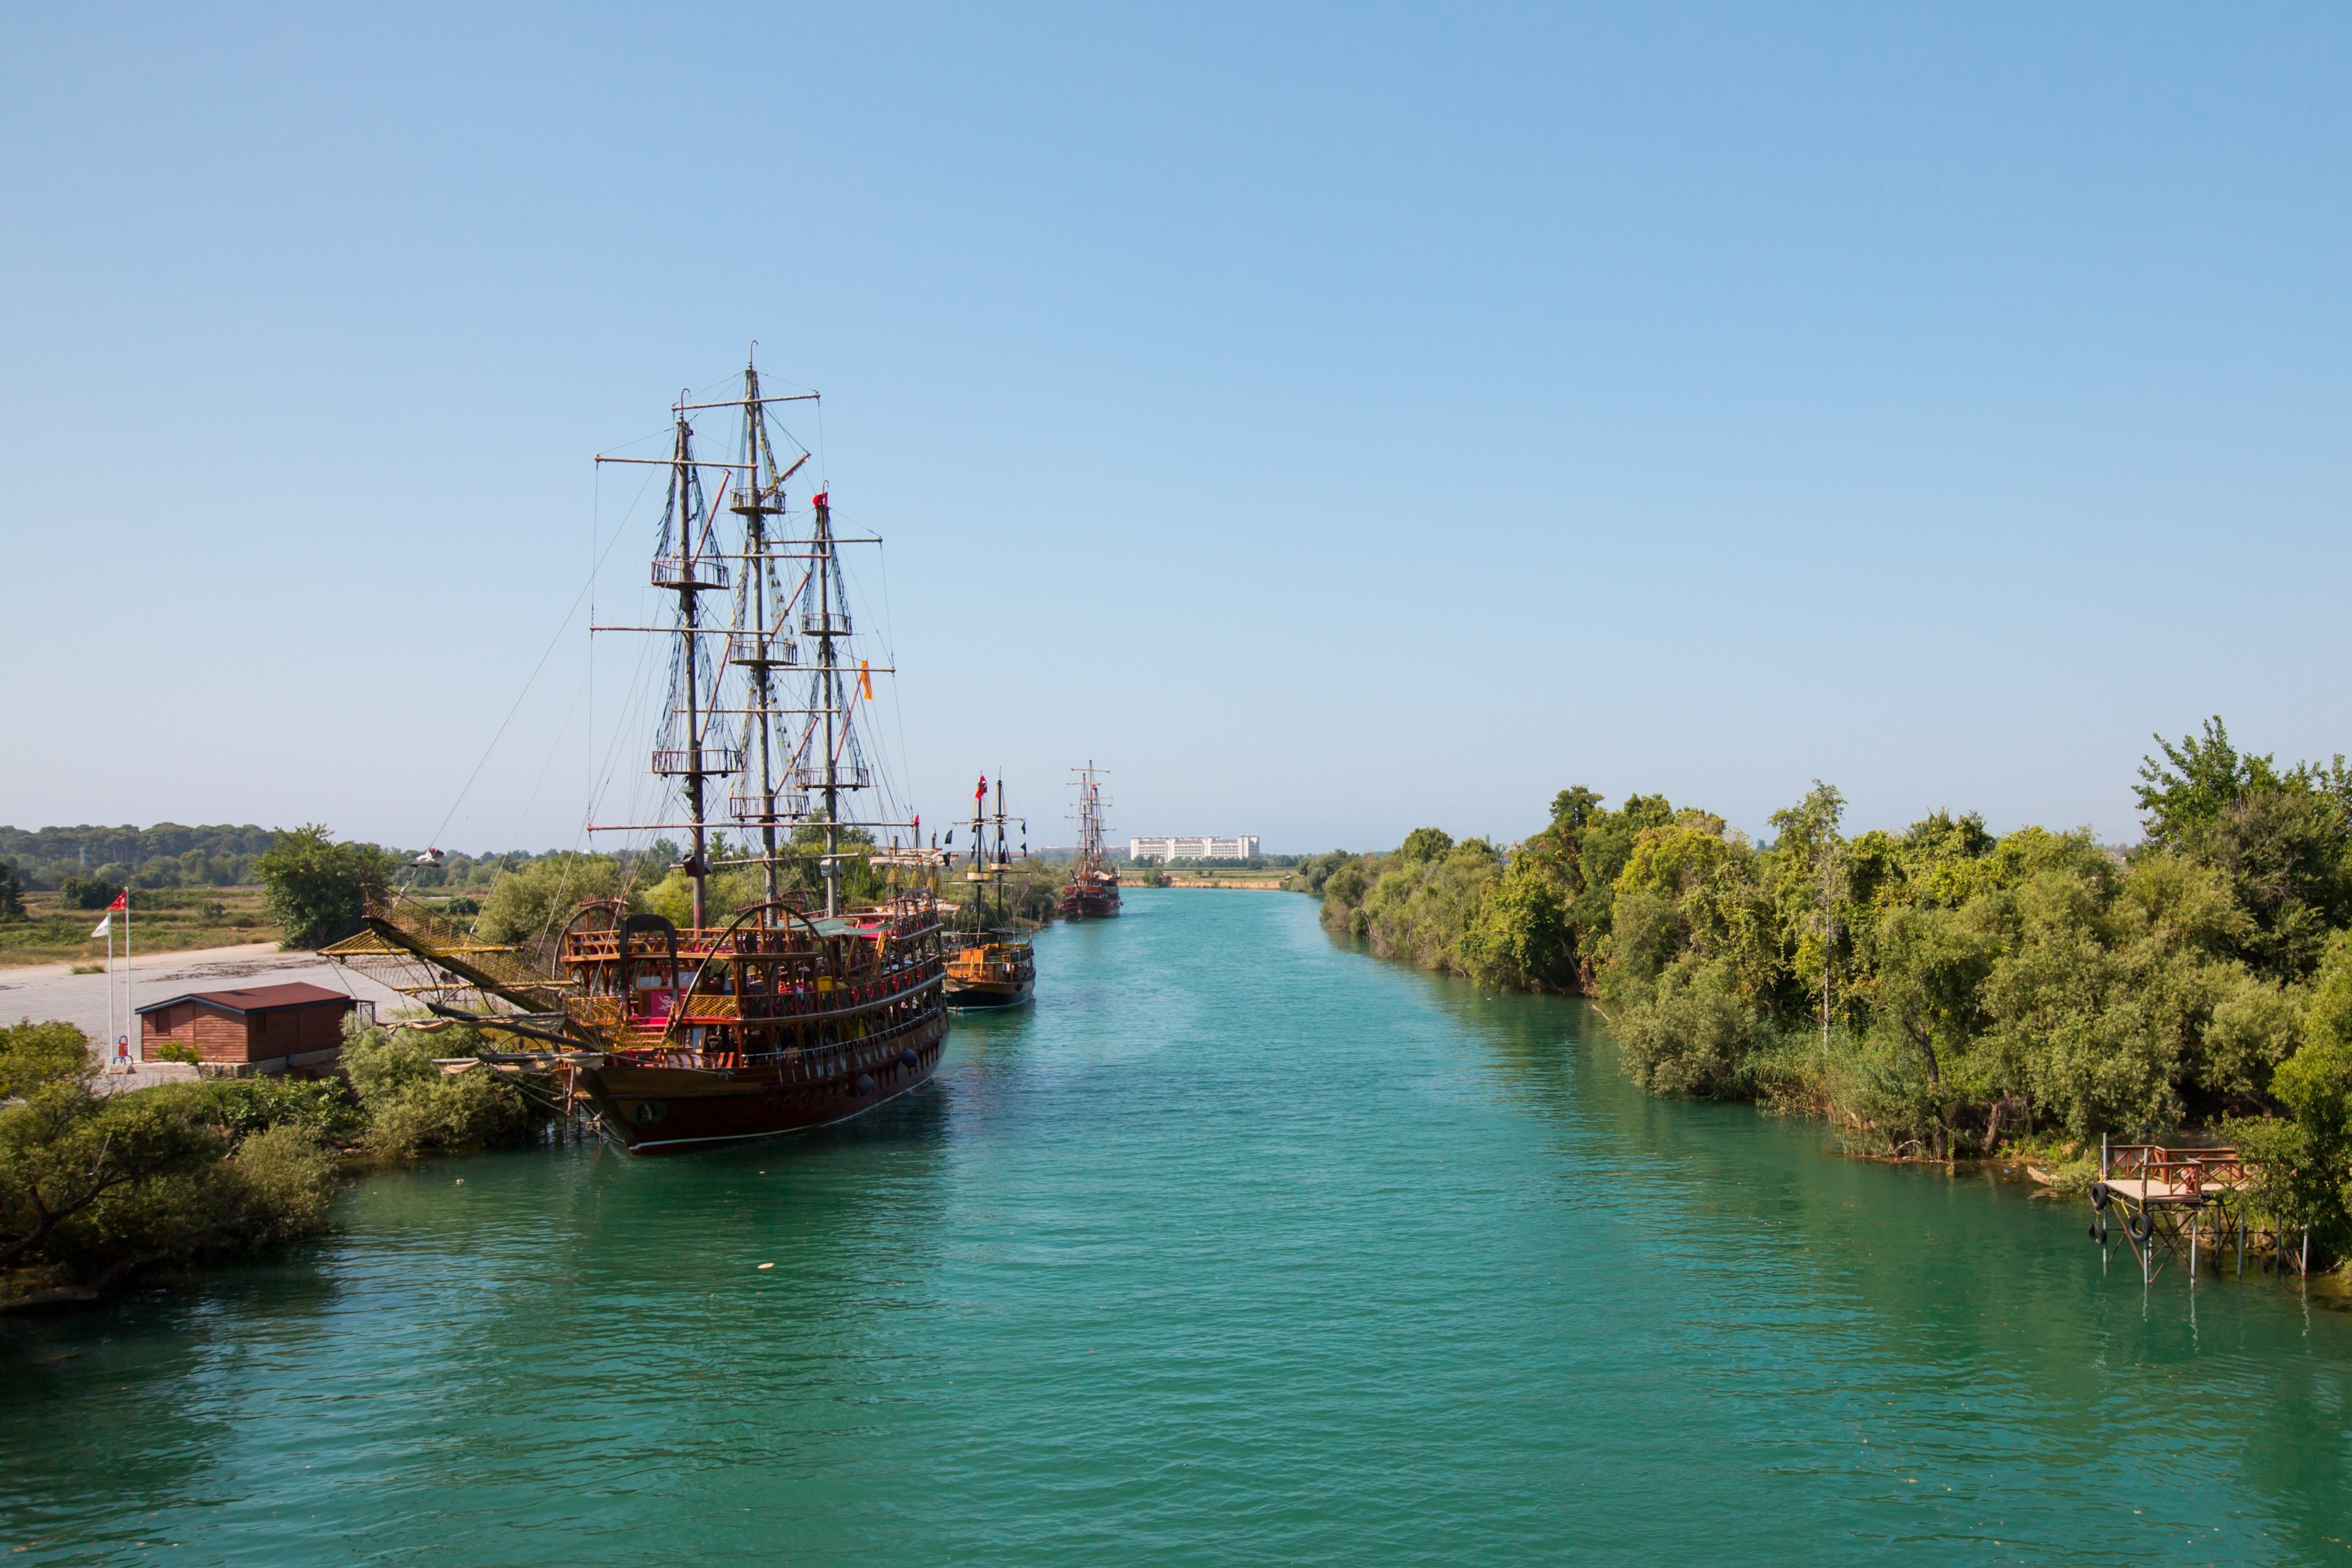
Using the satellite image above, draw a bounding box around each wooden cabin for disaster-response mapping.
[138,982,357,1068]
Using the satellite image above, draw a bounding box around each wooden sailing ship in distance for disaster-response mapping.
[332,358,953,1152]
[942,775,1036,1007]
[1058,761,1121,920]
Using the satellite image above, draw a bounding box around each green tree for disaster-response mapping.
[0,1019,89,1097]
[2230,933,2352,1259]
[479,853,637,947]
[1460,840,1579,990]
[254,825,397,949]
[1396,827,1456,866]
[2136,717,2352,980]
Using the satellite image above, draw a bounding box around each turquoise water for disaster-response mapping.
[5,888,2350,1565]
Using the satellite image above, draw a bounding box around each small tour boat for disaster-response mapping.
[942,775,1037,1009]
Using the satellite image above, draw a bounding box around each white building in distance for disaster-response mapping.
[1130,835,1260,863]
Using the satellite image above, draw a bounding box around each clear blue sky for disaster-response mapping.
[5,5,2349,855]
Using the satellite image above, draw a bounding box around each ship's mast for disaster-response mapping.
[593,365,902,926]
[811,492,842,915]
[647,407,733,931]
[731,359,790,903]
[1069,761,1111,875]
[967,776,1011,931]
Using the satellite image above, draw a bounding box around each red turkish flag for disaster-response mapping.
[107,891,127,911]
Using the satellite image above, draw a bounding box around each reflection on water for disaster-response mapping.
[3,889,2349,1566]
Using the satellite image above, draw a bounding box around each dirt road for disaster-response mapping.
[0,942,412,1055]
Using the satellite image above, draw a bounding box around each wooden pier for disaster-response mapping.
[2088,1140,2307,1283]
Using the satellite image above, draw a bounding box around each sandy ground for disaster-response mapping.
[0,942,413,1064]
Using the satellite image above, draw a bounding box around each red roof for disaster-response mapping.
[136,982,357,1016]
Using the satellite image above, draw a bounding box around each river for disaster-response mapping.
[5,888,2349,1564]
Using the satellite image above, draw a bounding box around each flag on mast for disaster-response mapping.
[92,890,125,949]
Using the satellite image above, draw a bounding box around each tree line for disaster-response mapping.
[1311,720,2352,1261]
[247,822,1073,961]
[0,822,599,915]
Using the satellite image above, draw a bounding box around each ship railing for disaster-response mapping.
[613,989,947,1073]
[652,745,747,777]
[651,558,730,590]
[786,761,871,790]
[729,789,811,822]
[561,911,941,965]
[572,965,946,1037]
[725,632,798,668]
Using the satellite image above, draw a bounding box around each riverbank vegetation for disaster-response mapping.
[0,1011,548,1310]
[0,1019,338,1310]
[1316,720,2352,1261]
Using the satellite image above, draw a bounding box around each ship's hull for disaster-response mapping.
[944,974,1035,1007]
[575,1008,949,1154]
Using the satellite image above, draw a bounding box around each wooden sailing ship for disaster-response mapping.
[942,775,1036,1008]
[1057,761,1121,920]
[329,358,953,1152]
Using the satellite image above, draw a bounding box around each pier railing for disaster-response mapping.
[2098,1143,2249,1198]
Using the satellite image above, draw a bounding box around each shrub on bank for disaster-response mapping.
[0,1019,339,1311]
[341,1015,528,1159]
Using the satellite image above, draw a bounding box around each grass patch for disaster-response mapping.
[0,887,281,967]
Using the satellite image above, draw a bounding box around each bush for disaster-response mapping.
[144,1074,368,1150]
[0,1024,341,1308]
[362,1069,528,1160]
[341,1015,527,1158]
[1,1018,92,1096]
[57,877,121,911]
[230,1124,338,1247]
[342,1016,439,1104]
[1614,960,1756,1098]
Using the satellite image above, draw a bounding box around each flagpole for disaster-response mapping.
[105,917,115,1074]
[125,888,136,1066]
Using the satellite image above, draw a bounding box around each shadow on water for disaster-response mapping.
[1406,935,2352,1561]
